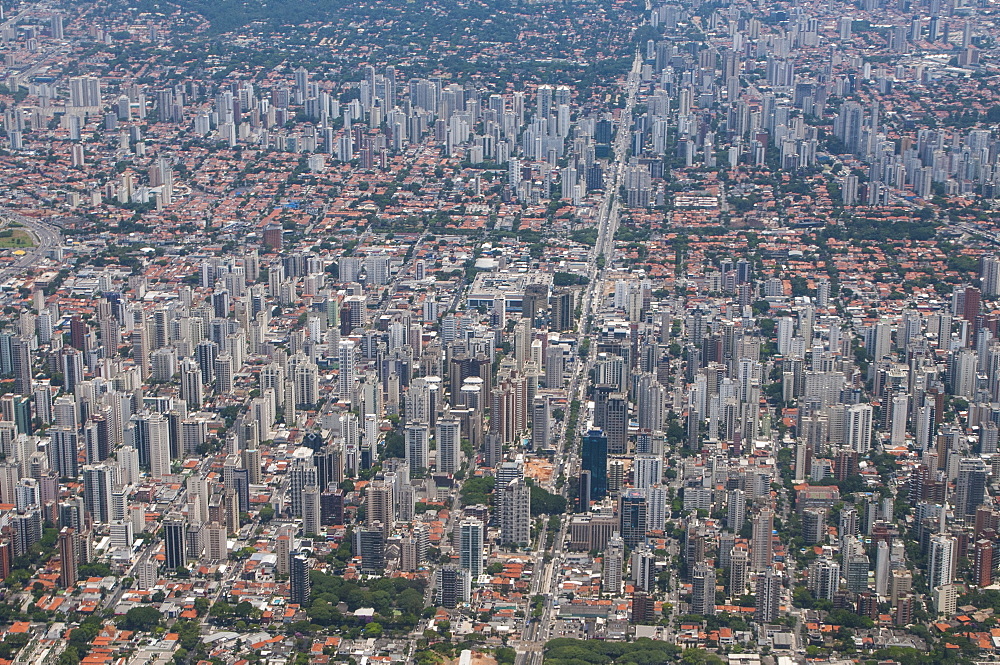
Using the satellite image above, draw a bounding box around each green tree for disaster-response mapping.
[119,606,162,631]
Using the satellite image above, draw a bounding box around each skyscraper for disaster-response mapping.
[809,557,841,600]
[691,562,717,615]
[436,417,461,474]
[755,567,782,622]
[354,528,385,572]
[49,427,79,479]
[58,527,76,588]
[180,359,204,408]
[82,464,114,524]
[500,479,530,547]
[163,514,186,570]
[302,485,321,536]
[633,454,663,490]
[11,336,31,396]
[729,546,749,597]
[619,489,648,548]
[928,533,956,591]
[365,480,394,536]
[975,539,993,587]
[845,404,873,454]
[290,551,312,605]
[606,394,628,454]
[405,423,429,474]
[956,458,988,521]
[459,518,484,578]
[875,540,890,597]
[436,565,471,608]
[603,534,624,594]
[751,508,774,572]
[581,429,608,500]
[531,396,549,450]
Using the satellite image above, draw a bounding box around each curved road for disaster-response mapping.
[0,211,62,280]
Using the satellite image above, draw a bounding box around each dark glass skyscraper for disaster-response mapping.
[163,514,186,570]
[619,489,648,548]
[581,429,608,500]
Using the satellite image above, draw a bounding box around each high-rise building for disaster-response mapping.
[302,485,321,536]
[603,534,624,594]
[982,255,1000,297]
[354,528,385,572]
[180,359,204,408]
[206,522,228,561]
[809,557,841,600]
[646,484,668,533]
[11,336,31,396]
[801,507,826,544]
[845,404,873,454]
[49,427,79,479]
[500,478,531,547]
[751,508,774,572]
[633,454,663,490]
[875,540,890,597]
[632,591,655,624]
[619,489,648,548]
[163,514,186,570]
[727,489,746,532]
[459,518,484,578]
[436,565,471,608]
[366,480,394,536]
[136,412,172,479]
[631,546,657,592]
[577,470,592,513]
[82,464,114,524]
[405,423,429,474]
[956,458,988,521]
[606,394,628,454]
[436,417,461,474]
[839,507,858,542]
[290,551,312,605]
[729,546,749,597]
[531,396,549,450]
[975,539,993,587]
[755,567,782,622]
[550,290,574,332]
[581,429,608,500]
[845,554,870,593]
[58,527,76,588]
[928,533,957,591]
[68,76,101,107]
[691,562,716,615]
[60,347,85,394]
[292,359,319,407]
[338,339,356,399]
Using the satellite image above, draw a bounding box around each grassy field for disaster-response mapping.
[0,229,35,248]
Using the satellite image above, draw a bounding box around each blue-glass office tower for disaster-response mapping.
[581,429,608,500]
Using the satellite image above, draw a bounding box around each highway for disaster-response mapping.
[0,210,62,281]
[513,48,643,665]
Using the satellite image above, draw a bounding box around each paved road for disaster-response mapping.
[513,47,644,664]
[0,210,62,280]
